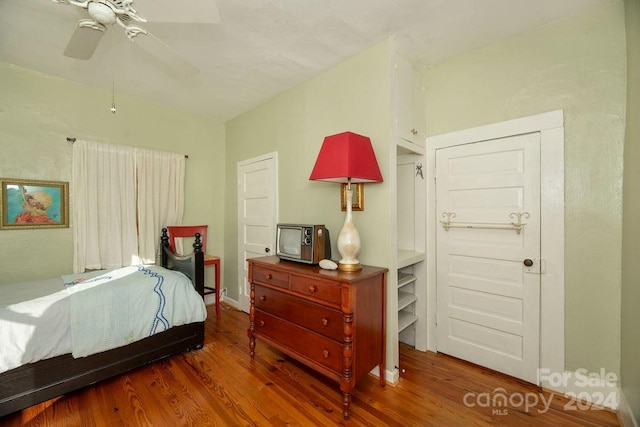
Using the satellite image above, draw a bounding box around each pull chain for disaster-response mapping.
[110,75,117,114]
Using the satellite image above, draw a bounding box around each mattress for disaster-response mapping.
[0,277,71,374]
[0,266,206,374]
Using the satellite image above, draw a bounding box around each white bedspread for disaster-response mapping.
[65,265,206,357]
[0,265,206,374]
[0,278,71,374]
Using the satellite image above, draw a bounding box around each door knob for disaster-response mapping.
[265,247,270,253]
[523,259,534,267]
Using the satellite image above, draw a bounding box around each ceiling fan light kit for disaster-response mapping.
[53,0,146,24]
[87,2,117,26]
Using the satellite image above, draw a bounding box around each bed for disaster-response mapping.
[0,228,206,417]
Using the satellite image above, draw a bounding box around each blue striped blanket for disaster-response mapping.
[64,265,206,358]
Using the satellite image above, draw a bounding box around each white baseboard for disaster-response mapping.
[220,295,240,310]
[205,294,240,310]
[618,389,640,427]
[387,367,400,384]
[539,368,619,410]
[368,366,400,385]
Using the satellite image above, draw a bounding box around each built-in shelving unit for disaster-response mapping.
[392,48,427,351]
[397,271,418,333]
[397,250,425,268]
[398,272,417,311]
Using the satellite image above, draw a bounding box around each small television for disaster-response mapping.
[276,224,331,264]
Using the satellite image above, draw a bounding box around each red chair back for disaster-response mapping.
[166,225,208,254]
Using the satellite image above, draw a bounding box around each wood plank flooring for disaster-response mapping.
[1,304,620,426]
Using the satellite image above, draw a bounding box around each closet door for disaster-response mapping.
[436,132,541,383]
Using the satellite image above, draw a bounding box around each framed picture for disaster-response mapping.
[0,178,69,229]
[341,183,364,211]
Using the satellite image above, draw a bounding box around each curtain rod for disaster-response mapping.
[66,137,188,159]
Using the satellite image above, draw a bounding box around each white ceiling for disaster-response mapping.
[0,0,610,122]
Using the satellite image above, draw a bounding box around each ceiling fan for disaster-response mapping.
[53,0,220,77]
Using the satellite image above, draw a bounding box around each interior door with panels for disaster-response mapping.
[435,132,541,383]
[237,153,277,313]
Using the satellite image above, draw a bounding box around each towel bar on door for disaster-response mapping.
[440,211,530,235]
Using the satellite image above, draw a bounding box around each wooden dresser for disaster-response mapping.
[247,256,387,419]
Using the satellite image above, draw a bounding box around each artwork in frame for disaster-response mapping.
[0,178,69,229]
[341,183,364,212]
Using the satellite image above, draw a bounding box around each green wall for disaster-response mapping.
[223,39,393,301]
[621,0,640,422]
[424,0,626,378]
[0,63,226,284]
[2,2,636,413]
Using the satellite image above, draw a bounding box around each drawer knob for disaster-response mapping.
[323,349,330,358]
[321,318,329,326]
[308,285,317,293]
[265,273,273,280]
[259,320,265,327]
[259,295,267,302]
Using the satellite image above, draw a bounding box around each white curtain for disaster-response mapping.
[72,141,138,272]
[72,141,185,272]
[135,148,185,264]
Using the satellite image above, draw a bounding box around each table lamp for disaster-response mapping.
[309,131,383,271]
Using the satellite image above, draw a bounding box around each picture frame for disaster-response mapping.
[0,178,69,229]
[341,183,364,212]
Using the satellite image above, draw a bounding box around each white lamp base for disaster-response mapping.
[337,187,362,272]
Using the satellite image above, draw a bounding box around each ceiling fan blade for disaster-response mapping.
[132,32,198,78]
[64,24,105,60]
[134,0,220,24]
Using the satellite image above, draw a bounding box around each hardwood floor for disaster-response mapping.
[1,304,619,426]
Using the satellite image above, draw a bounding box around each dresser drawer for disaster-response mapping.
[255,309,343,374]
[252,266,289,289]
[290,275,341,306]
[254,285,343,341]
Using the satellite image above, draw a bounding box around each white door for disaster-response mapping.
[237,153,278,313]
[436,133,541,383]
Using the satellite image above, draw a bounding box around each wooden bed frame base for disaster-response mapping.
[0,322,204,417]
[0,229,206,418]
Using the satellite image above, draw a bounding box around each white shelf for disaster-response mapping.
[398,272,417,289]
[398,311,418,333]
[398,290,417,311]
[397,250,425,268]
[396,138,425,156]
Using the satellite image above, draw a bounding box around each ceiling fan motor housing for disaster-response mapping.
[88,2,117,25]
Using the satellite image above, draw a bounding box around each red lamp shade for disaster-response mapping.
[309,131,383,183]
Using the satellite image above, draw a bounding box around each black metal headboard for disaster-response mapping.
[160,228,205,298]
